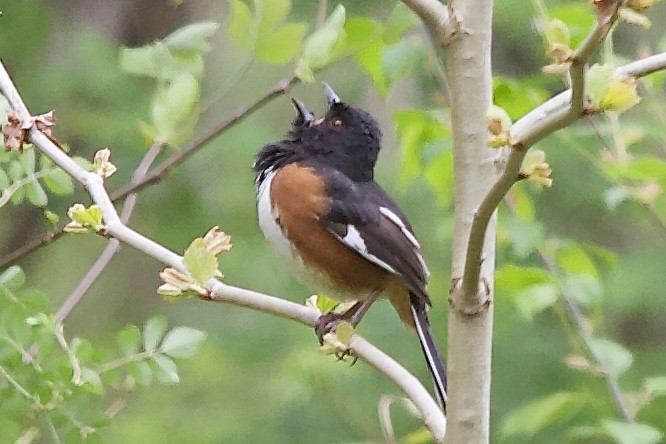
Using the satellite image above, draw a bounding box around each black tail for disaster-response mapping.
[410,292,447,412]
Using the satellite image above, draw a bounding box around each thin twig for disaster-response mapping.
[110,75,299,201]
[0,75,300,269]
[503,196,634,422]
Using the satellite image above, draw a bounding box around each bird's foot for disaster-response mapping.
[314,312,346,345]
[315,313,357,363]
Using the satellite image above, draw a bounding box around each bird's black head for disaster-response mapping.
[300,83,382,182]
[254,83,382,183]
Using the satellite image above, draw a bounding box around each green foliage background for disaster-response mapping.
[1,0,666,442]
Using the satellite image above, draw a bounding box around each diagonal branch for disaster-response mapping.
[503,197,634,422]
[110,75,299,201]
[56,143,162,321]
[0,75,300,269]
[461,1,622,299]
[0,61,447,442]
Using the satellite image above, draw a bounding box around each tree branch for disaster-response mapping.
[110,75,299,201]
[56,143,162,321]
[460,0,621,302]
[0,61,446,442]
[401,0,458,48]
[0,75,301,269]
[502,197,634,422]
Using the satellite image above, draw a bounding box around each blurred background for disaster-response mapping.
[1,0,666,442]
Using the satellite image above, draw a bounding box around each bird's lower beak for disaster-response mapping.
[322,82,341,108]
[291,98,315,126]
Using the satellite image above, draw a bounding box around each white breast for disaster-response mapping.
[256,170,314,283]
[256,169,354,298]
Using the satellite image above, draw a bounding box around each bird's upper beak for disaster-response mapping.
[322,82,341,108]
[291,98,315,127]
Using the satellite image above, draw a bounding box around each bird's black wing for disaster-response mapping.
[318,167,431,306]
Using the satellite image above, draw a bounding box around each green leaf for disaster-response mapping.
[80,367,104,395]
[119,46,164,79]
[120,22,217,81]
[550,3,596,47]
[581,243,618,272]
[601,420,663,444]
[556,244,599,279]
[394,109,449,184]
[381,37,425,93]
[607,156,666,184]
[424,149,454,208]
[495,264,554,294]
[151,355,180,384]
[25,180,48,207]
[501,392,584,439]
[335,321,354,347]
[504,216,544,258]
[8,160,24,182]
[0,265,25,288]
[544,18,570,46]
[508,186,536,221]
[588,338,633,378]
[383,2,419,44]
[42,168,74,195]
[70,204,104,229]
[18,147,35,174]
[357,41,387,95]
[256,22,306,64]
[312,294,341,314]
[300,4,346,72]
[332,17,381,60]
[562,273,603,305]
[151,74,200,144]
[143,315,168,353]
[493,76,549,120]
[513,283,559,321]
[0,168,9,189]
[605,186,631,210]
[160,327,207,359]
[587,64,614,109]
[232,0,306,64]
[644,376,666,398]
[116,324,141,356]
[128,360,153,386]
[228,0,254,50]
[163,22,219,56]
[183,238,218,286]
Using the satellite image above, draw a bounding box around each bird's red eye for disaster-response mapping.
[331,118,343,129]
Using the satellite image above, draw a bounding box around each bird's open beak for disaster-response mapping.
[291,98,315,126]
[322,82,341,108]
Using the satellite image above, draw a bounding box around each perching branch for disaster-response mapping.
[0,75,301,269]
[56,143,162,321]
[0,61,446,442]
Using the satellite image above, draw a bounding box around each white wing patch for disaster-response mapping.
[379,206,420,249]
[379,206,430,279]
[337,225,397,274]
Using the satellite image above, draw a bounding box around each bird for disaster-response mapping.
[253,83,447,410]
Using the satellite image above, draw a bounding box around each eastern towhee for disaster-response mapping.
[253,83,447,410]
